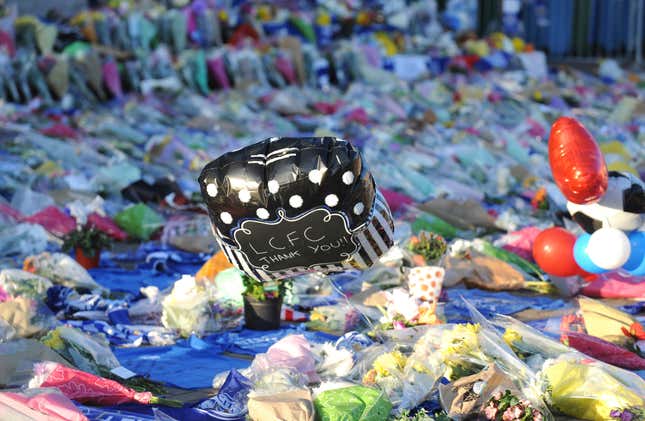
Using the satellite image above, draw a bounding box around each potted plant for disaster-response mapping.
[62,226,112,270]
[407,231,448,266]
[241,274,292,330]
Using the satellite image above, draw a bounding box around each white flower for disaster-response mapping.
[383,288,420,322]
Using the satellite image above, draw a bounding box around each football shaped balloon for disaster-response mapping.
[548,117,608,205]
[199,137,395,281]
[567,171,644,233]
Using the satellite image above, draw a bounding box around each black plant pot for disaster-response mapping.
[243,295,282,330]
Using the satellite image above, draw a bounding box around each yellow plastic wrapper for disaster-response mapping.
[578,297,637,347]
[543,360,644,421]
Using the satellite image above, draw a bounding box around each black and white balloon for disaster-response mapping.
[567,171,644,233]
[199,137,395,282]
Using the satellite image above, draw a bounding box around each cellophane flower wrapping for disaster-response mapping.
[161,274,209,338]
[250,335,320,384]
[41,326,120,375]
[29,361,152,406]
[0,269,53,302]
[359,325,445,413]
[0,387,88,421]
[541,355,645,421]
[311,342,354,380]
[23,252,103,292]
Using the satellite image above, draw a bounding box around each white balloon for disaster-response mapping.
[586,227,631,270]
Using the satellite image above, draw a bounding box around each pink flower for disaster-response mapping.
[492,391,503,401]
[502,405,524,421]
[532,409,543,421]
[484,405,498,419]
[393,320,406,330]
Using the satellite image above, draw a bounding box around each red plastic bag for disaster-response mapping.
[23,207,75,236]
[87,213,128,241]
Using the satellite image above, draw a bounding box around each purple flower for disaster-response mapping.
[610,410,634,421]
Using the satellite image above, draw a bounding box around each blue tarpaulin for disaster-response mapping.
[443,288,568,322]
[113,336,250,389]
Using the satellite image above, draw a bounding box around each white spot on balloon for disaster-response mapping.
[289,195,303,208]
[353,202,364,215]
[325,194,339,207]
[206,183,217,197]
[308,169,324,184]
[238,189,251,203]
[342,171,355,185]
[268,180,279,194]
[256,208,269,219]
[220,212,233,224]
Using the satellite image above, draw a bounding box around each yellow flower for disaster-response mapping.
[545,360,644,421]
[42,329,65,351]
[373,351,407,377]
[503,329,521,347]
[309,310,326,322]
[316,12,331,26]
[411,361,432,374]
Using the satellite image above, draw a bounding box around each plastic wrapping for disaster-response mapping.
[41,326,120,375]
[0,388,88,421]
[23,252,103,291]
[0,223,49,257]
[541,356,644,421]
[114,204,164,240]
[250,335,319,384]
[314,385,392,421]
[0,297,57,338]
[0,269,53,301]
[161,275,209,338]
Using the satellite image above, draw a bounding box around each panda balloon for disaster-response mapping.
[546,117,644,276]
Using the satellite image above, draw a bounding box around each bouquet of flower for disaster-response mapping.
[362,345,443,412]
[438,323,488,380]
[407,232,447,266]
[0,269,53,302]
[378,288,442,330]
[541,356,645,421]
[29,362,180,407]
[41,326,120,375]
[23,252,103,291]
[483,390,544,421]
[308,303,364,334]
[493,315,645,420]
[161,274,210,338]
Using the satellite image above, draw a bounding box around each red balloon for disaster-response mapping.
[532,227,582,277]
[548,117,608,204]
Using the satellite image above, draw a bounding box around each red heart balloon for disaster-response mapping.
[548,117,608,204]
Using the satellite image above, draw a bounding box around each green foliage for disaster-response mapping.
[393,409,452,421]
[409,232,447,263]
[241,273,293,301]
[62,227,113,258]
